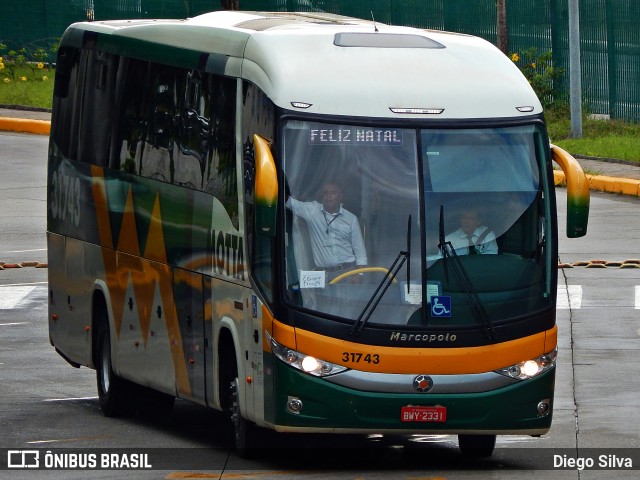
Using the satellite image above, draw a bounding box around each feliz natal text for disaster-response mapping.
[309,128,403,146]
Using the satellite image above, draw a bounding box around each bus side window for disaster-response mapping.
[174,70,207,190]
[114,58,149,173]
[203,75,238,228]
[51,46,81,161]
[137,64,177,183]
[78,50,116,167]
[242,82,275,303]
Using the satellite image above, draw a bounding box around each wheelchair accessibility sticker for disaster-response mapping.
[431,296,451,318]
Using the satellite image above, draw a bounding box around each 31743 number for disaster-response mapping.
[341,352,380,364]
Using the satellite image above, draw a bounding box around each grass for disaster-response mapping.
[1,69,639,164]
[0,65,54,109]
[546,107,640,164]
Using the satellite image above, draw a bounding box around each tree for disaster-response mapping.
[497,0,508,54]
[220,0,240,9]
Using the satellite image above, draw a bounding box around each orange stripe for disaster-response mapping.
[269,319,555,375]
[143,194,167,263]
[544,325,558,353]
[116,187,140,255]
[90,167,124,337]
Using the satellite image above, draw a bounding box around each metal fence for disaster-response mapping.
[1,0,639,121]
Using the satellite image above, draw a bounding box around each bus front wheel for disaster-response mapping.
[229,377,255,456]
[458,434,496,457]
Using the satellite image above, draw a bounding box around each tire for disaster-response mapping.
[95,317,135,417]
[227,371,260,456]
[230,378,251,454]
[458,434,496,458]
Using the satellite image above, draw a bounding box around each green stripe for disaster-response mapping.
[270,359,554,432]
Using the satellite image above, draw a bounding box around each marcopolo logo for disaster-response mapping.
[389,331,457,343]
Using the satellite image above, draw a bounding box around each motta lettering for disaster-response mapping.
[389,331,457,343]
[212,230,245,280]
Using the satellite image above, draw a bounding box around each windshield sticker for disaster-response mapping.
[309,127,403,146]
[400,282,422,304]
[299,270,326,289]
[426,282,441,304]
[430,295,452,318]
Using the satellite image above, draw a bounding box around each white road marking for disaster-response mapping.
[4,248,47,253]
[0,322,29,326]
[43,397,99,402]
[0,285,37,309]
[635,285,640,309]
[557,285,582,309]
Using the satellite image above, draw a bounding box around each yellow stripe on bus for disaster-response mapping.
[268,318,556,375]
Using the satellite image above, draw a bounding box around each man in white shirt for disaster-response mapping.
[445,208,498,255]
[286,182,368,277]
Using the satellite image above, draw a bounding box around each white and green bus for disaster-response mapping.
[47,10,589,456]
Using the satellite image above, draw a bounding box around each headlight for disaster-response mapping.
[496,348,557,380]
[265,330,348,377]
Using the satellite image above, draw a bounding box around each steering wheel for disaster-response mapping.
[329,267,397,284]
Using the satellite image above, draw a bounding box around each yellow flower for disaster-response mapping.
[511,53,519,62]
[0,63,4,71]
[42,76,48,81]
[531,63,536,69]
[37,62,44,69]
[20,76,27,81]
[3,78,10,84]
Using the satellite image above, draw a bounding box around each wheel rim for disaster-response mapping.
[229,378,240,437]
[100,335,111,393]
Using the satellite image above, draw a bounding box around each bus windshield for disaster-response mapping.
[282,120,552,329]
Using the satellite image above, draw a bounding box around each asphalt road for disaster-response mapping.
[0,131,639,479]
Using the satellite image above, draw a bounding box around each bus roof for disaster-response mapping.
[63,11,542,120]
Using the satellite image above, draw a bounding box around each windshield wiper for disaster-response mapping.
[406,215,411,293]
[351,215,412,337]
[437,206,496,341]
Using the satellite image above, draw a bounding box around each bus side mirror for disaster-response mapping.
[551,144,590,238]
[253,134,278,237]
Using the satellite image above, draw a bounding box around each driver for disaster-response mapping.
[446,208,498,255]
[286,181,367,281]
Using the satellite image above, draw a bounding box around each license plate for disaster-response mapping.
[400,405,447,423]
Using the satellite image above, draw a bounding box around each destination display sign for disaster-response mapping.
[309,127,404,146]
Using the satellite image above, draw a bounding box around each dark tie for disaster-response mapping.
[466,235,477,255]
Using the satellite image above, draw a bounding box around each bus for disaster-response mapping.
[47,10,590,457]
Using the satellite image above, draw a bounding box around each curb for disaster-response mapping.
[558,259,640,269]
[0,261,48,270]
[0,117,50,135]
[554,170,640,197]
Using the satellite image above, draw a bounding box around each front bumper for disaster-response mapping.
[267,359,555,434]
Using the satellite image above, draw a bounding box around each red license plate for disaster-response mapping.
[400,405,447,423]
